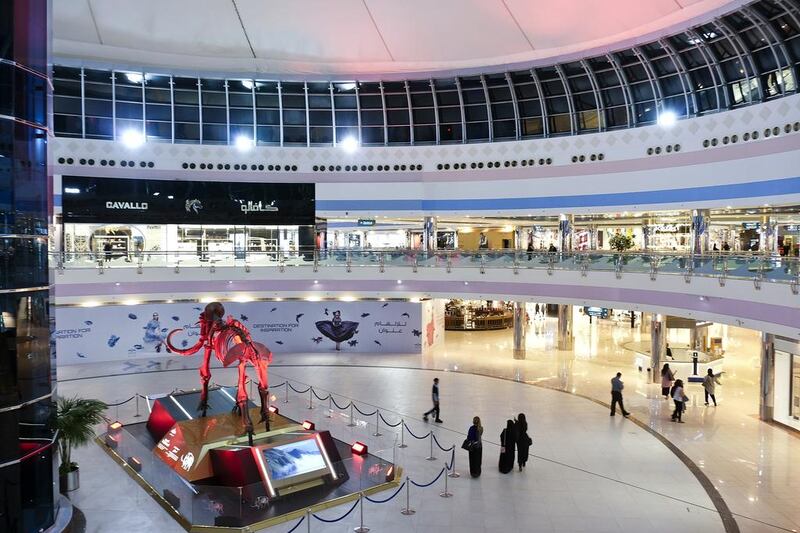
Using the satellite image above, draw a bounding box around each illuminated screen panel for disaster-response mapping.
[262,438,327,481]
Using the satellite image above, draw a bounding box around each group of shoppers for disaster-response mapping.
[463,413,531,478]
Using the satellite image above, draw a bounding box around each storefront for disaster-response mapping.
[445,299,513,330]
[61,176,316,262]
[775,337,800,432]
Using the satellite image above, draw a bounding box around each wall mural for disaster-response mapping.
[55,300,422,364]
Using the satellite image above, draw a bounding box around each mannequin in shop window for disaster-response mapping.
[479,233,489,250]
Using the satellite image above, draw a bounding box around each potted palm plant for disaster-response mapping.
[54,396,108,492]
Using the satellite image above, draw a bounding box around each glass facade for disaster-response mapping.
[52,0,800,147]
[0,0,56,532]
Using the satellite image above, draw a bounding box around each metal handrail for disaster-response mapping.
[50,249,800,285]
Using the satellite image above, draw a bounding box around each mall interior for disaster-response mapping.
[3,1,800,532]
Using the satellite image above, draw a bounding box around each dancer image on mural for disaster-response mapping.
[315,310,359,351]
[143,312,171,353]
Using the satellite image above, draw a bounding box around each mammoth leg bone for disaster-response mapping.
[198,346,212,416]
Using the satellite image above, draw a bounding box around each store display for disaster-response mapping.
[445,300,513,330]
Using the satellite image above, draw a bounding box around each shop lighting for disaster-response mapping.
[339,136,359,153]
[64,187,81,194]
[108,421,123,431]
[125,72,144,84]
[657,110,677,128]
[81,301,101,308]
[302,420,315,430]
[122,299,140,306]
[121,129,145,148]
[351,441,368,456]
[234,135,254,152]
[396,280,402,284]
[167,195,174,199]
[339,295,356,302]
[153,192,160,196]
[268,405,279,415]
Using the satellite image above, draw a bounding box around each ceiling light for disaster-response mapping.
[125,72,143,84]
[396,280,402,284]
[234,135,254,152]
[64,187,81,194]
[121,129,145,149]
[657,110,677,128]
[241,80,254,90]
[339,136,359,153]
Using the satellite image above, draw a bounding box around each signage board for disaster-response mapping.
[358,219,376,227]
[583,306,609,318]
[62,175,315,225]
[742,222,761,230]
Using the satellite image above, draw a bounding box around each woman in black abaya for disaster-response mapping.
[515,413,531,471]
[498,419,516,474]
[465,416,483,478]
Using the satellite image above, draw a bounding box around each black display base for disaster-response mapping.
[99,412,398,532]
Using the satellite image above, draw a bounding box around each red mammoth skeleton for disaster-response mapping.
[166,302,273,434]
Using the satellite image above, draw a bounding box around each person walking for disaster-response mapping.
[660,363,675,399]
[702,369,722,406]
[422,377,442,423]
[515,413,532,472]
[610,372,631,417]
[671,379,687,422]
[465,416,483,478]
[103,241,113,263]
[526,241,534,261]
[499,419,516,474]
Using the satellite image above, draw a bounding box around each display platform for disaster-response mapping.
[97,387,399,531]
[625,341,724,383]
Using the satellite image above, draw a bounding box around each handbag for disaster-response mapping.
[461,439,472,450]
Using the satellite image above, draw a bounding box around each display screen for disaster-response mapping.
[262,438,327,481]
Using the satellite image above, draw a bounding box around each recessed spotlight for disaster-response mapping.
[234,135,254,152]
[339,136,359,153]
[314,280,319,284]
[120,129,145,149]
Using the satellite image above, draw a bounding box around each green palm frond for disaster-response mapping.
[55,396,108,473]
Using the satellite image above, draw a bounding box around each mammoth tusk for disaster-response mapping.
[166,329,203,356]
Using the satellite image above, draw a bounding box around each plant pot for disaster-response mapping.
[59,468,79,492]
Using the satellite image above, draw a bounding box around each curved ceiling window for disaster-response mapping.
[51,0,800,149]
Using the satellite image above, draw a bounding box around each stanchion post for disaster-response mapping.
[308,388,313,410]
[426,432,436,461]
[399,419,407,448]
[448,449,460,478]
[440,463,453,498]
[134,394,141,418]
[400,477,415,515]
[326,396,332,418]
[348,403,356,427]
[284,381,289,404]
[354,492,370,533]
[306,508,311,533]
[373,411,382,437]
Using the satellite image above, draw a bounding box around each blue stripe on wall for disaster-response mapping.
[316,176,800,211]
[53,194,62,207]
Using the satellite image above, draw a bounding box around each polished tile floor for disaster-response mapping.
[59,315,798,532]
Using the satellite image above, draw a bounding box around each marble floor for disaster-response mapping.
[58,316,799,533]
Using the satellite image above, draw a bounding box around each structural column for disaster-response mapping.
[0,1,56,531]
[759,332,775,421]
[422,216,437,253]
[642,218,651,251]
[650,314,666,383]
[558,214,574,252]
[556,304,573,350]
[512,301,526,359]
[514,226,526,251]
[690,209,710,254]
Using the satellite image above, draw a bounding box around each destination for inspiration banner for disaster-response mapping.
[55,300,422,364]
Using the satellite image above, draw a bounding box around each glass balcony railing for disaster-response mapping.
[52,249,800,286]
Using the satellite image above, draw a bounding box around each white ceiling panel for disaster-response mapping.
[235,0,392,63]
[363,0,533,62]
[83,0,251,58]
[52,0,745,77]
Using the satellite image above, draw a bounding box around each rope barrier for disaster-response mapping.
[402,422,431,440]
[288,383,312,394]
[104,395,137,407]
[446,448,456,471]
[331,397,352,410]
[409,467,446,488]
[312,497,360,523]
[431,432,455,453]
[364,481,406,504]
[311,389,330,401]
[271,381,286,389]
[284,515,305,533]
[378,412,403,427]
[353,404,378,417]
